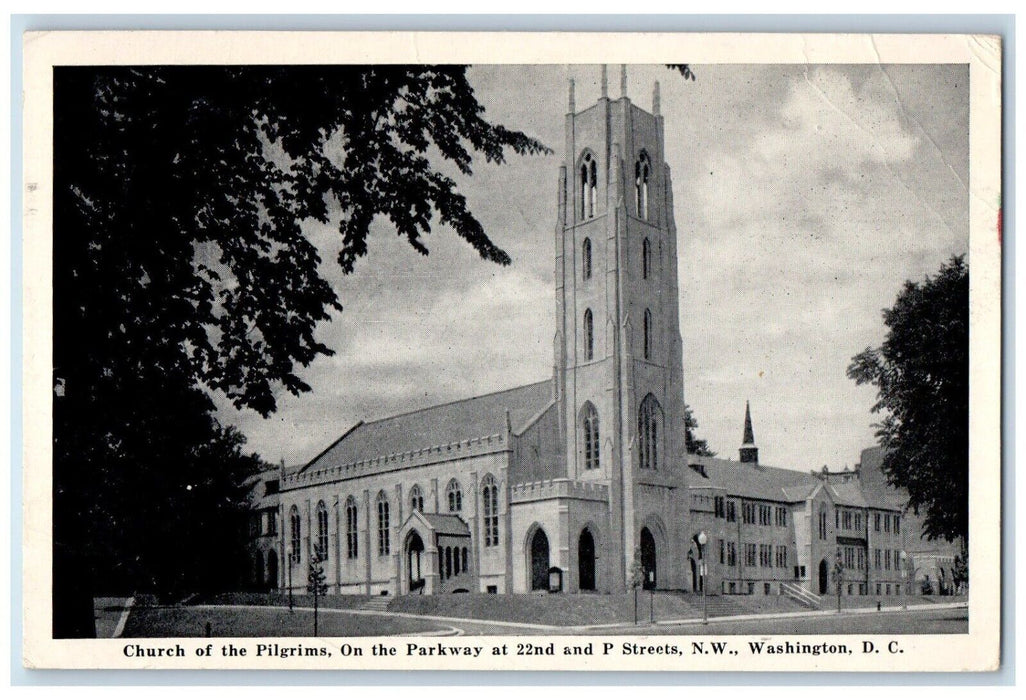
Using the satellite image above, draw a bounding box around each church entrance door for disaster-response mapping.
[578,529,596,591]
[819,559,829,595]
[407,531,425,593]
[266,550,278,591]
[641,527,657,590]
[530,529,550,591]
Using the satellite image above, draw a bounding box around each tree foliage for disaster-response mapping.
[684,404,715,456]
[847,256,969,544]
[52,65,548,636]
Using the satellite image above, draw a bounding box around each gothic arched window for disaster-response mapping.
[583,309,594,361]
[635,151,651,220]
[642,237,651,280]
[345,496,358,559]
[376,491,390,556]
[482,475,499,547]
[446,479,463,512]
[409,484,424,513]
[580,402,600,471]
[638,394,663,470]
[289,505,301,563]
[582,238,592,281]
[580,152,597,219]
[643,308,653,360]
[315,500,329,562]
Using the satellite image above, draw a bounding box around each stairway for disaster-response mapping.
[780,582,822,609]
[358,595,394,612]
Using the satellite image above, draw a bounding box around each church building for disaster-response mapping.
[271,67,691,597]
[245,68,961,604]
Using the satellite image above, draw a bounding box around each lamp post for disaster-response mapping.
[649,571,655,623]
[697,531,708,625]
[286,545,294,612]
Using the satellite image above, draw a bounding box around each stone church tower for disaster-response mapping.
[553,66,691,591]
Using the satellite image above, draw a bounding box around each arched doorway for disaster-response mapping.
[254,551,264,590]
[640,527,657,590]
[579,529,596,591]
[407,531,425,592]
[267,550,278,591]
[819,559,829,595]
[530,529,550,591]
[690,557,699,592]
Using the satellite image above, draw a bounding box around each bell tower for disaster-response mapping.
[553,66,690,591]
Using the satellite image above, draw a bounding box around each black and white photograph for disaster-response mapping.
[21,31,1001,672]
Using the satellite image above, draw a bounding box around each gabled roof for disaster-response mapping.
[826,481,869,508]
[419,512,472,537]
[687,455,819,502]
[302,380,552,472]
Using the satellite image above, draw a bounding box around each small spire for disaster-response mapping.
[742,400,755,445]
[568,78,576,112]
[740,401,759,465]
[620,64,628,97]
[653,81,661,115]
[600,65,608,99]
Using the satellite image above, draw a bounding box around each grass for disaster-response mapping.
[122,605,448,637]
[198,591,373,610]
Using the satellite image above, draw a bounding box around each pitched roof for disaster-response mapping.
[303,380,552,472]
[420,512,472,537]
[687,455,820,502]
[826,481,869,508]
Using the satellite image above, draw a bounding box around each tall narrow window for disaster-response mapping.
[315,500,329,561]
[446,479,463,512]
[635,152,651,220]
[580,402,600,470]
[409,485,424,513]
[583,309,594,360]
[289,505,301,563]
[482,475,499,547]
[345,496,358,559]
[638,394,663,470]
[376,491,390,556]
[582,238,592,281]
[580,153,597,219]
[643,308,653,360]
[642,237,651,279]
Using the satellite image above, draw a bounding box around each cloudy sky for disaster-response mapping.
[215,63,970,472]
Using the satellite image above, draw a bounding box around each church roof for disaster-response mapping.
[302,380,552,472]
[419,512,472,537]
[687,455,819,502]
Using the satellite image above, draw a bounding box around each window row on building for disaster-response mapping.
[715,497,788,529]
[873,548,906,571]
[580,236,655,285]
[578,395,664,471]
[288,475,503,564]
[723,541,789,569]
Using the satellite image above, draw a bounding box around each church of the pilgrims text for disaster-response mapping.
[247,68,961,603]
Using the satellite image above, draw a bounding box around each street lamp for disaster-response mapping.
[286,545,294,612]
[697,531,708,625]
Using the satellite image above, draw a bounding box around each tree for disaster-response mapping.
[951,550,969,594]
[832,551,844,612]
[847,256,969,545]
[53,65,548,637]
[685,404,715,456]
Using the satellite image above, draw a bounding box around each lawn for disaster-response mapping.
[122,605,450,637]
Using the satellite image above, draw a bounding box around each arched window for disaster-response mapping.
[643,308,653,360]
[638,394,663,470]
[445,546,453,578]
[580,402,600,471]
[289,505,301,563]
[462,547,469,573]
[315,500,329,562]
[583,308,594,361]
[580,152,598,219]
[376,491,390,556]
[345,496,358,559]
[446,479,463,512]
[582,238,592,281]
[635,151,651,220]
[482,475,499,547]
[642,238,651,280]
[409,485,424,513]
